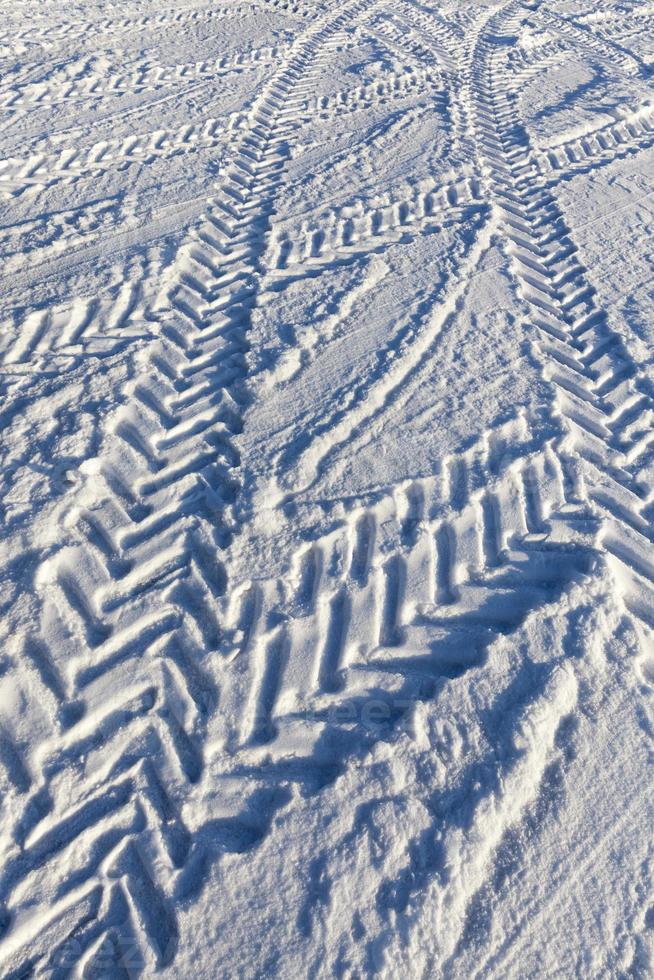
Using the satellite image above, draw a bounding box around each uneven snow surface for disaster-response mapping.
[1,0,654,975]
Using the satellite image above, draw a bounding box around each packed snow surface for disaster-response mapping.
[1,0,654,975]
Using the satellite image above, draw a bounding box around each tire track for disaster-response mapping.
[264,172,483,280]
[0,253,161,367]
[394,2,465,75]
[506,37,569,87]
[576,5,654,36]
[0,2,373,973]
[470,0,654,635]
[536,7,645,78]
[0,2,299,59]
[533,102,654,184]
[303,65,442,122]
[1,42,289,112]
[0,113,242,199]
[210,415,596,837]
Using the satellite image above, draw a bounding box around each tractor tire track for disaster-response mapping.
[0,113,242,200]
[1,42,289,112]
[533,102,654,185]
[0,2,373,973]
[264,171,483,280]
[207,413,597,882]
[470,0,654,635]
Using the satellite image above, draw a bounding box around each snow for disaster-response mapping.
[0,0,653,976]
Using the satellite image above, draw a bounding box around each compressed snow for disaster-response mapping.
[0,0,653,976]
